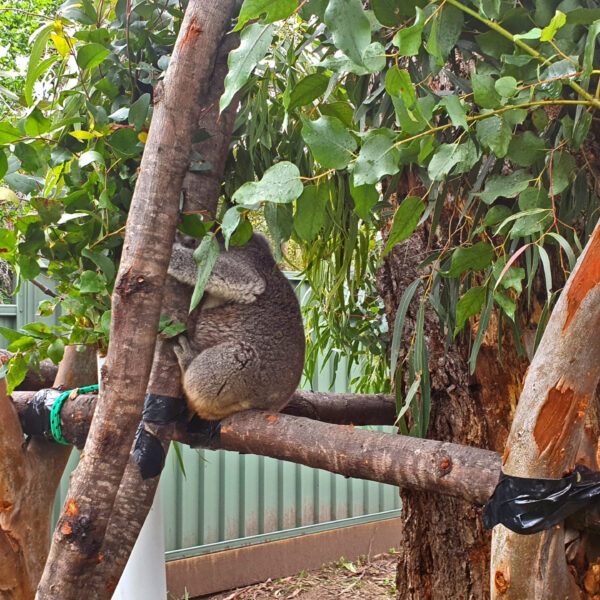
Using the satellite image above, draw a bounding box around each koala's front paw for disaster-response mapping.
[173,335,194,369]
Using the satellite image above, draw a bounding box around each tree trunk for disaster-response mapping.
[0,345,96,600]
[87,9,240,597]
[36,3,234,598]
[490,222,600,599]
[376,180,527,599]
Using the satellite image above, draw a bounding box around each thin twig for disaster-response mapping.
[30,279,58,298]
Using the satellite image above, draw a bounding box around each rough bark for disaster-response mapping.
[35,4,232,598]
[0,345,96,600]
[490,224,600,598]
[375,179,527,600]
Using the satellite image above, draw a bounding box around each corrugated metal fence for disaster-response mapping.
[3,278,401,560]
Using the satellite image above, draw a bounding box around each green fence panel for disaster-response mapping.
[5,274,401,559]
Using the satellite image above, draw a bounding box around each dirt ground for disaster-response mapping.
[199,552,397,600]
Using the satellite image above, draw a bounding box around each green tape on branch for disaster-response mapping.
[49,384,99,445]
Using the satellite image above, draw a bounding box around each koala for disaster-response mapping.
[168,233,305,421]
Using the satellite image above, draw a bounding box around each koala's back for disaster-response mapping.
[191,244,305,412]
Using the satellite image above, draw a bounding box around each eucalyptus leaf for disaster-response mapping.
[393,7,425,56]
[295,185,329,242]
[454,286,486,336]
[221,23,274,112]
[221,206,242,248]
[129,93,150,132]
[235,0,297,31]
[440,95,468,130]
[79,271,106,293]
[233,161,303,207]
[385,67,417,108]
[472,73,502,109]
[475,115,511,158]
[351,128,400,186]
[507,131,546,167]
[288,73,329,112]
[479,171,530,204]
[350,182,378,222]
[324,0,371,66]
[190,235,220,312]
[76,43,110,70]
[25,23,53,106]
[0,123,21,145]
[301,115,357,169]
[383,196,425,255]
[79,151,105,168]
[390,278,421,376]
[444,242,494,277]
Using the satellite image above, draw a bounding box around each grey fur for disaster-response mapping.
[168,234,305,420]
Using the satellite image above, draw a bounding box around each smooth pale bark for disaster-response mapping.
[36,4,233,598]
[491,222,600,599]
[0,345,96,600]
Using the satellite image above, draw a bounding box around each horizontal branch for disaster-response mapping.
[11,387,600,531]
[282,389,396,425]
[6,356,397,424]
[12,389,496,504]
[207,411,501,505]
[11,388,396,449]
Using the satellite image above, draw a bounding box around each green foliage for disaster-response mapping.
[0,0,182,391]
[0,1,59,104]
[3,0,600,428]
[223,0,600,426]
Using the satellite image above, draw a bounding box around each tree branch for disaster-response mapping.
[36,4,237,598]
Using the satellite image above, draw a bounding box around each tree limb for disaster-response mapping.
[0,345,96,600]
[36,4,235,598]
[491,220,600,599]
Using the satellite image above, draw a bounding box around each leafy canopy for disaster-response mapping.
[0,0,599,436]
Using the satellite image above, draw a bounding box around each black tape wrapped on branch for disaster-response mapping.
[18,388,62,440]
[132,393,187,480]
[483,465,600,534]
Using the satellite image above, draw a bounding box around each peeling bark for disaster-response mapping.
[490,225,600,598]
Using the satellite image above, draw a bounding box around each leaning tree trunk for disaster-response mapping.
[36,3,234,598]
[375,174,528,600]
[90,13,240,594]
[490,221,600,598]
